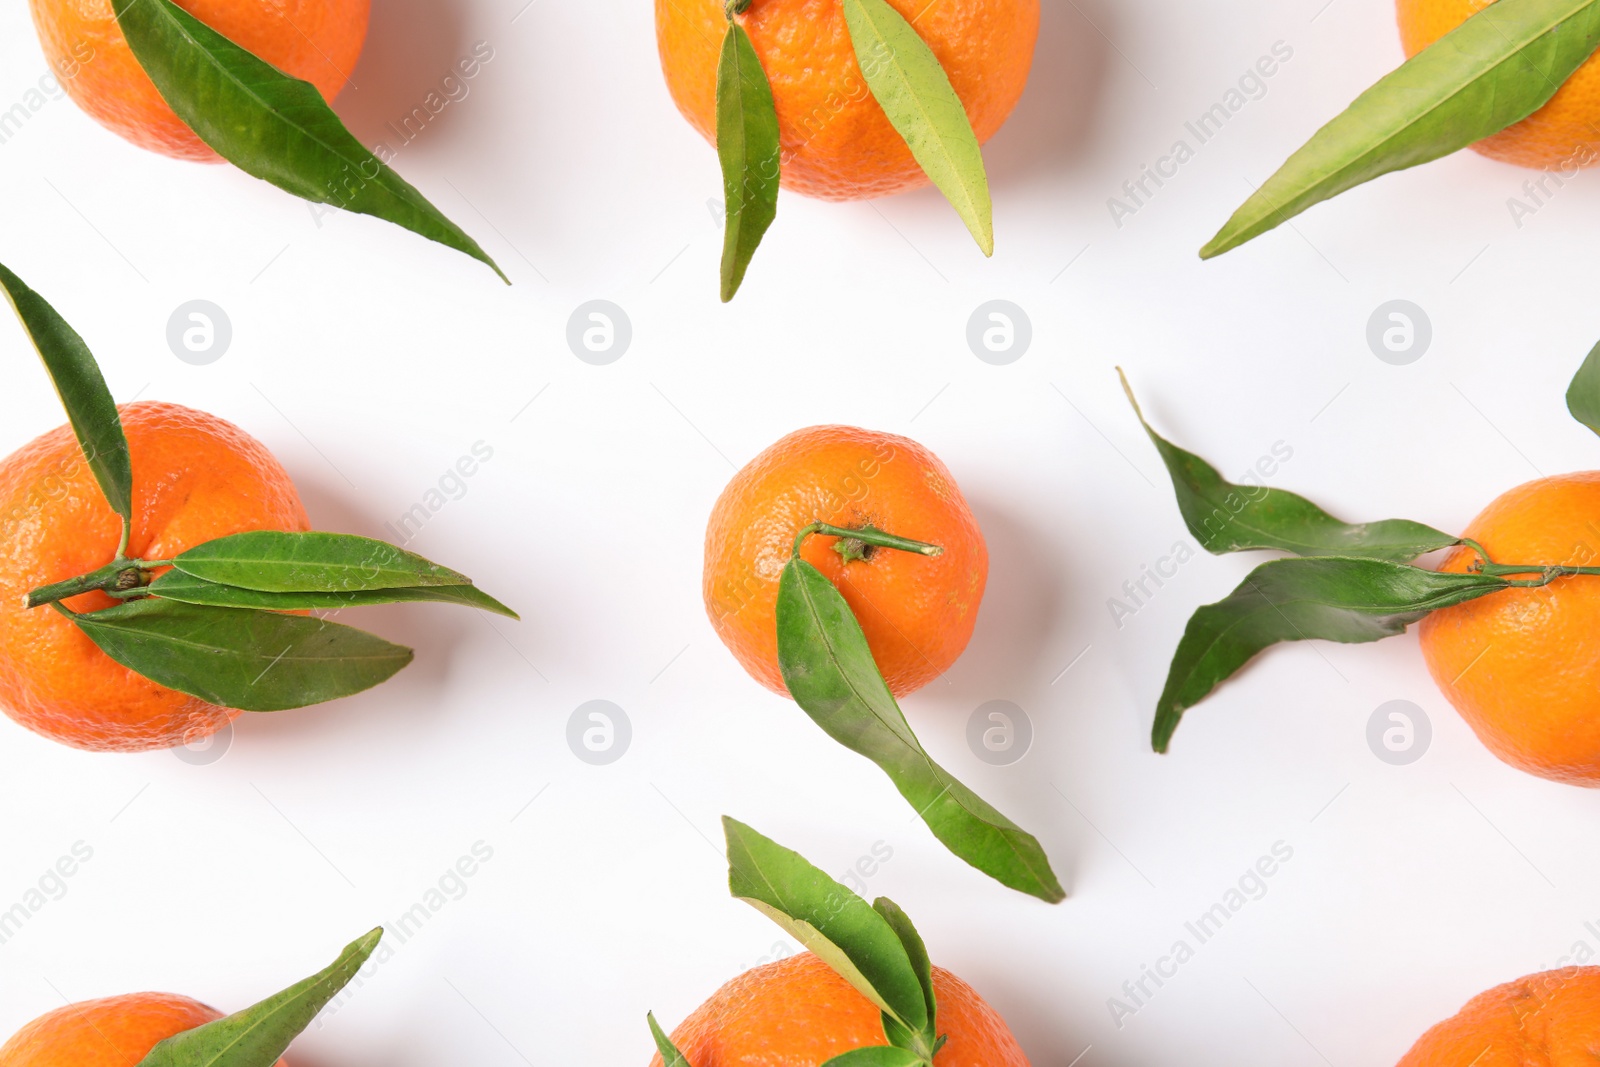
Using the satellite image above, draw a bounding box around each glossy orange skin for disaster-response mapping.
[703,426,987,699]
[1398,0,1600,169]
[648,952,1028,1067]
[0,992,289,1067]
[656,0,1040,200]
[30,0,370,161]
[1396,967,1600,1066]
[0,402,309,752]
[1419,473,1600,785]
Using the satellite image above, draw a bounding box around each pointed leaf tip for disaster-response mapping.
[113,0,506,279]
[842,0,993,254]
[0,261,132,524]
[715,21,781,301]
[1202,0,1600,256]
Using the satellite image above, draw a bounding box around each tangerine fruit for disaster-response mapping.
[30,0,370,161]
[703,425,987,699]
[1419,472,1600,785]
[1397,0,1600,170]
[0,401,309,752]
[0,991,289,1067]
[649,952,1028,1066]
[656,0,1039,200]
[1395,966,1600,1065]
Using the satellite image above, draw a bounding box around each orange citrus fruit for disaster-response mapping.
[1419,472,1600,785]
[0,992,288,1067]
[30,0,370,161]
[656,0,1040,200]
[649,952,1028,1066]
[703,425,987,698]
[1396,966,1600,1065]
[1398,0,1600,169]
[0,401,310,752]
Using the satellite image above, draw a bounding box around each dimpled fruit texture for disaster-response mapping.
[29,0,370,161]
[1396,966,1600,1066]
[0,402,309,752]
[656,0,1039,200]
[0,991,289,1067]
[649,952,1029,1067]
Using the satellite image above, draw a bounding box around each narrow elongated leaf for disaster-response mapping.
[716,22,780,302]
[1567,339,1600,438]
[135,929,382,1067]
[647,1013,692,1067]
[820,1049,926,1067]
[1202,0,1600,257]
[0,262,131,524]
[174,531,471,592]
[113,0,506,281]
[147,569,518,618]
[776,560,1064,903]
[1122,372,1456,560]
[723,818,929,1034]
[64,598,413,711]
[873,898,936,1038]
[1153,557,1508,751]
[842,0,993,255]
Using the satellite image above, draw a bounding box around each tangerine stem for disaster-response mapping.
[25,557,164,608]
[790,521,943,561]
[1459,538,1600,583]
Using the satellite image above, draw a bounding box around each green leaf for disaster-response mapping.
[64,598,413,711]
[715,21,781,302]
[723,817,929,1035]
[1122,371,1457,561]
[775,560,1064,903]
[112,0,506,281]
[0,262,131,525]
[1567,339,1600,438]
[1153,557,1508,752]
[1202,0,1600,258]
[820,1048,927,1067]
[173,531,472,593]
[646,1013,692,1067]
[147,570,518,619]
[841,0,993,255]
[873,898,935,1039]
[134,928,382,1067]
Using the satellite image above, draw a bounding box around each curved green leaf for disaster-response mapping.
[64,598,413,711]
[1202,0,1600,258]
[647,1013,692,1067]
[842,0,993,255]
[1153,557,1508,751]
[135,929,382,1067]
[1122,371,1457,560]
[873,897,935,1039]
[0,262,131,525]
[1567,339,1600,438]
[173,531,471,592]
[147,570,518,618]
[716,22,781,302]
[775,559,1063,903]
[723,818,929,1035]
[113,0,506,281]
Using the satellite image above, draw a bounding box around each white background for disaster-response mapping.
[2,0,1600,1063]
